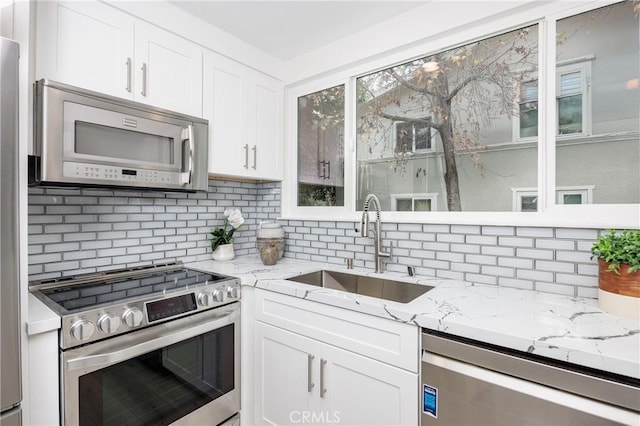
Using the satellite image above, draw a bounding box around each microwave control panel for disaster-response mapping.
[63,161,180,185]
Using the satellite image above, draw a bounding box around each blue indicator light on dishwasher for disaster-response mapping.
[423,384,438,418]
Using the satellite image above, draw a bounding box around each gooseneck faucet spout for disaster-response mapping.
[360,194,391,273]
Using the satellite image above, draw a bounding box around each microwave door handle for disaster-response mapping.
[181,125,194,185]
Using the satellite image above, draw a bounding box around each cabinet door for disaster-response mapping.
[36,1,134,99]
[323,344,419,426]
[204,53,283,180]
[134,22,203,117]
[254,322,320,426]
[252,73,283,180]
[203,52,248,177]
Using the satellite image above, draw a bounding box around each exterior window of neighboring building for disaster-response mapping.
[557,187,593,205]
[391,193,437,211]
[512,188,538,212]
[516,61,591,140]
[513,186,593,211]
[518,80,538,138]
[394,119,436,154]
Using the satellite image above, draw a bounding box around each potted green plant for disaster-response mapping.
[210,209,244,261]
[591,229,640,319]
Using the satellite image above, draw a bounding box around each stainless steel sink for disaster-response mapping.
[286,270,433,303]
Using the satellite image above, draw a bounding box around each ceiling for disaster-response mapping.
[169,1,427,60]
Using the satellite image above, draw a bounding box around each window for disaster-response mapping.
[357,25,539,212]
[557,69,584,135]
[512,188,538,212]
[516,61,591,139]
[391,193,438,211]
[297,85,345,207]
[555,3,638,206]
[284,1,639,227]
[513,186,594,211]
[518,81,538,139]
[394,119,436,154]
[556,187,593,205]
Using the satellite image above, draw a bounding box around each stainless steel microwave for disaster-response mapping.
[31,79,208,192]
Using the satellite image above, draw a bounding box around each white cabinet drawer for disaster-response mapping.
[254,289,419,372]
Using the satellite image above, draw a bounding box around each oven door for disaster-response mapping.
[61,303,240,426]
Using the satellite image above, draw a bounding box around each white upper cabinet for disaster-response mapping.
[134,22,203,117]
[36,1,135,100]
[204,51,283,181]
[36,1,203,117]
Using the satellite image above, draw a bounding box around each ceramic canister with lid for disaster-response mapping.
[257,222,285,260]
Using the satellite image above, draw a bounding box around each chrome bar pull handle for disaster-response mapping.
[252,145,257,170]
[320,358,327,398]
[180,125,194,185]
[243,144,249,169]
[326,160,330,180]
[307,354,315,393]
[141,62,147,97]
[125,57,132,93]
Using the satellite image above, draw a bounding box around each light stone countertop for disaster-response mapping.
[188,255,640,380]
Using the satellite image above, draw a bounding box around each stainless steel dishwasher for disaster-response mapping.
[421,330,640,426]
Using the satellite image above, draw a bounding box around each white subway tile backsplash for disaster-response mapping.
[498,277,534,290]
[555,228,599,240]
[515,227,554,238]
[536,239,575,250]
[466,254,497,265]
[534,281,575,296]
[481,226,515,236]
[535,260,575,273]
[482,265,515,278]
[436,233,465,243]
[449,244,480,254]
[451,225,481,234]
[498,236,534,248]
[465,273,497,285]
[517,269,554,282]
[29,181,604,299]
[515,248,554,260]
[466,235,497,245]
[555,251,592,263]
[578,264,599,276]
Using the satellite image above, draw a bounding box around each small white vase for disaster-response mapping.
[212,243,235,261]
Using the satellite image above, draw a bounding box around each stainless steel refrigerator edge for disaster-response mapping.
[0,37,22,426]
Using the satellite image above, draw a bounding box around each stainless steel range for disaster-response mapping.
[30,262,241,426]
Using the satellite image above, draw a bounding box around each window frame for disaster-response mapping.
[514,58,593,141]
[393,119,437,155]
[391,193,438,212]
[282,0,639,229]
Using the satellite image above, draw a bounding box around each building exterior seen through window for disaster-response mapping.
[292,2,638,214]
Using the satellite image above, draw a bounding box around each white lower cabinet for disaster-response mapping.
[252,290,419,426]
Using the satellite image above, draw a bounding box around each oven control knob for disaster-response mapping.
[70,320,95,341]
[212,289,226,303]
[227,286,240,299]
[122,308,144,327]
[198,292,214,307]
[98,314,121,334]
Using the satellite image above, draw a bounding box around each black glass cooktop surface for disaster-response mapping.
[32,266,231,313]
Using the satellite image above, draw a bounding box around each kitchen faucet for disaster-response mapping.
[359,194,391,273]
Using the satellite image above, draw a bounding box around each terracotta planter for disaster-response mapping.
[598,259,640,319]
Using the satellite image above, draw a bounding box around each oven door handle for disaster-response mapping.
[66,306,238,372]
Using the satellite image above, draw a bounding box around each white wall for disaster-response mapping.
[111,1,284,79]
[283,0,587,85]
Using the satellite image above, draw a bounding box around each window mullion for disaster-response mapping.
[539,17,556,213]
